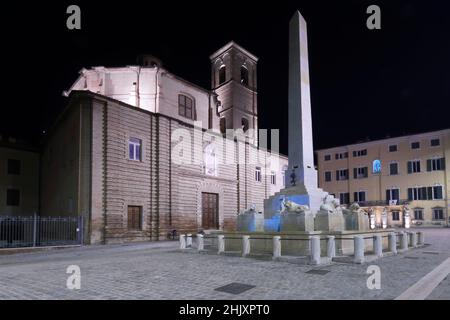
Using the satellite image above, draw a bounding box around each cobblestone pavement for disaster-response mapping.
[0,228,449,300]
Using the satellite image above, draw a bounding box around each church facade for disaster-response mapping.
[41,42,288,244]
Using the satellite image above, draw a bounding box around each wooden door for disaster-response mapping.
[201,193,218,229]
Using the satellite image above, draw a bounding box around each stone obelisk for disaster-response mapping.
[286,10,317,190]
[263,11,328,228]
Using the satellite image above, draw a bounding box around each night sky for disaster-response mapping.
[3,1,449,154]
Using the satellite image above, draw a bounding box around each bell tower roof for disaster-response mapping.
[209,41,258,62]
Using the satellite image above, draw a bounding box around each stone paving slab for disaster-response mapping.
[0,229,448,300]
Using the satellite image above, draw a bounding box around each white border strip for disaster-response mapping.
[395,257,450,300]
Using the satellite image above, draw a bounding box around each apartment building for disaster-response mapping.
[316,129,450,227]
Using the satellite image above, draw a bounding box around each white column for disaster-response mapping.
[242,235,250,257]
[418,232,425,246]
[310,236,321,265]
[374,235,383,258]
[400,231,408,251]
[327,236,335,259]
[197,234,204,251]
[354,235,365,264]
[179,234,186,250]
[389,232,397,255]
[186,234,192,247]
[217,235,225,254]
[273,236,281,259]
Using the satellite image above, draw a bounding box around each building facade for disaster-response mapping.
[0,136,39,216]
[42,42,288,244]
[316,129,450,227]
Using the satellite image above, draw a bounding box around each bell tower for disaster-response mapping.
[210,41,258,145]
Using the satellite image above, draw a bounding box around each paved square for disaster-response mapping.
[0,228,449,300]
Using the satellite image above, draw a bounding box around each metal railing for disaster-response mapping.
[0,215,83,248]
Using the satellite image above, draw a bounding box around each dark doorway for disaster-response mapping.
[202,192,219,229]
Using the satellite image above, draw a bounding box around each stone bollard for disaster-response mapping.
[217,235,225,254]
[410,232,418,248]
[197,234,204,251]
[418,232,425,246]
[242,235,250,257]
[327,236,336,259]
[310,236,321,265]
[354,235,365,264]
[389,232,397,255]
[374,235,383,258]
[400,231,408,251]
[179,234,186,249]
[273,236,281,259]
[186,234,192,247]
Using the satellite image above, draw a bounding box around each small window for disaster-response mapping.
[353,191,366,202]
[270,171,276,185]
[392,211,400,221]
[335,152,348,160]
[7,189,20,206]
[178,94,195,120]
[389,163,399,175]
[353,149,367,157]
[336,169,349,181]
[386,188,400,203]
[433,208,444,220]
[427,158,445,171]
[414,209,424,220]
[339,193,350,205]
[389,145,398,152]
[128,138,142,161]
[219,65,226,84]
[353,167,368,179]
[325,171,332,182]
[407,160,421,174]
[241,118,249,132]
[7,159,21,175]
[433,186,443,200]
[411,142,420,149]
[240,66,249,86]
[127,206,142,230]
[324,154,331,161]
[430,138,440,147]
[255,167,262,182]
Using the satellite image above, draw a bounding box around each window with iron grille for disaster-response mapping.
[127,206,142,230]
